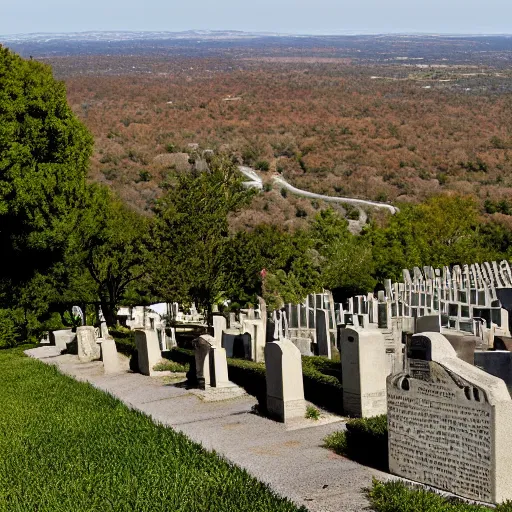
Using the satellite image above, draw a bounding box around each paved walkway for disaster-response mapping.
[25,346,387,512]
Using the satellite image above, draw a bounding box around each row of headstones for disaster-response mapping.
[401,260,512,293]
[133,327,307,423]
[44,326,120,374]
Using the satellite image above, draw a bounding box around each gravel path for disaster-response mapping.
[25,346,387,512]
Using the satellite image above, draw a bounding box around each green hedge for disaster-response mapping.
[369,478,512,512]
[164,348,343,414]
[324,415,388,470]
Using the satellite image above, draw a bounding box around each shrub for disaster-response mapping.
[305,405,320,420]
[137,170,152,182]
[0,309,20,349]
[255,160,270,171]
[280,188,288,198]
[324,415,388,470]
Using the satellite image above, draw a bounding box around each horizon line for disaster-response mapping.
[2,29,512,39]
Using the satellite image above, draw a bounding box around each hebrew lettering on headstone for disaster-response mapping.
[388,332,512,504]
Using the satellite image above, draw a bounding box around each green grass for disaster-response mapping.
[152,360,189,372]
[0,346,305,511]
[368,479,512,512]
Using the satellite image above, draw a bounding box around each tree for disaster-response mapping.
[151,156,254,324]
[0,47,93,291]
[0,48,93,342]
[68,184,150,326]
[365,195,495,282]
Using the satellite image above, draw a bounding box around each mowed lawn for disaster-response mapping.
[0,347,304,512]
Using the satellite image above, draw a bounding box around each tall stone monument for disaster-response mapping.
[388,332,512,504]
[134,329,161,376]
[265,338,306,422]
[340,328,388,417]
[212,315,227,348]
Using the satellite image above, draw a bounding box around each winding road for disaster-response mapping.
[238,166,399,217]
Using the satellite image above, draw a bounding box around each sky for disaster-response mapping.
[1,0,510,36]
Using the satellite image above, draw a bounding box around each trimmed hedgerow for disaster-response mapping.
[0,346,305,512]
[368,478,512,512]
[164,348,343,414]
[324,415,388,470]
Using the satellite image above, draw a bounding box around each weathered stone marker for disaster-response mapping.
[193,334,215,389]
[50,329,76,351]
[264,338,306,422]
[77,326,100,363]
[209,346,230,387]
[212,315,227,348]
[316,309,331,358]
[134,329,161,376]
[341,328,387,417]
[101,339,120,374]
[388,332,512,504]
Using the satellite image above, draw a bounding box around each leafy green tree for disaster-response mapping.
[0,48,93,342]
[365,195,495,281]
[0,48,93,291]
[68,185,150,326]
[151,156,254,324]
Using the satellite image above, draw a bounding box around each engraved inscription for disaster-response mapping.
[388,372,492,502]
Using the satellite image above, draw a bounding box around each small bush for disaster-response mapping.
[324,415,388,470]
[137,170,152,182]
[0,309,20,349]
[305,405,320,420]
[255,160,270,171]
[280,188,288,198]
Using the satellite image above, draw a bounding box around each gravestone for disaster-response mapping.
[134,329,161,376]
[209,346,230,387]
[388,332,512,503]
[243,319,266,362]
[443,333,477,365]
[340,328,387,417]
[77,326,100,363]
[265,338,306,422]
[316,309,331,358]
[193,334,215,389]
[50,329,75,351]
[475,350,512,394]
[415,315,441,333]
[101,339,120,374]
[213,315,227,348]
